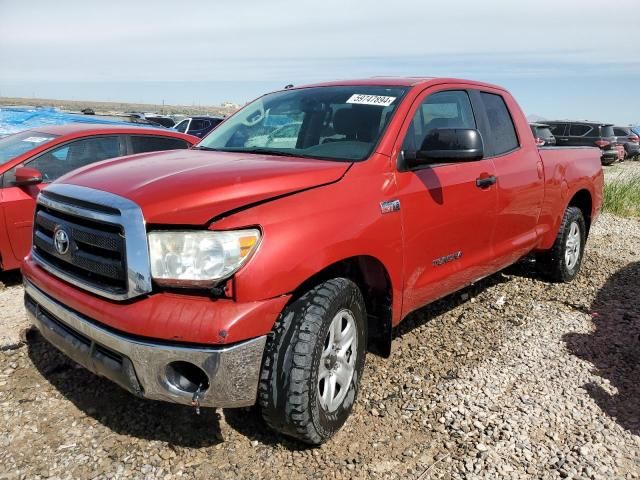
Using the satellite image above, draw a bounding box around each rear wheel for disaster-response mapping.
[537,206,586,282]
[258,278,367,444]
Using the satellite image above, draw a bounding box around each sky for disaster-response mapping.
[1,0,639,124]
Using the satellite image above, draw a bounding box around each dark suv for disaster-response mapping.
[613,126,640,160]
[530,123,556,146]
[546,121,618,165]
[173,116,224,138]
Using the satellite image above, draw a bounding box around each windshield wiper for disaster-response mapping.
[192,146,222,151]
[212,148,303,157]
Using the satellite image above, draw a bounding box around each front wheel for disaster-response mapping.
[258,278,367,444]
[536,206,586,282]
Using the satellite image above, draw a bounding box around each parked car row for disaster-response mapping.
[173,115,224,137]
[125,113,226,136]
[613,125,640,160]
[529,120,640,165]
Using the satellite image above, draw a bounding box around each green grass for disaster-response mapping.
[603,174,640,217]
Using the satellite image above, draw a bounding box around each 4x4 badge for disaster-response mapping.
[380,200,400,214]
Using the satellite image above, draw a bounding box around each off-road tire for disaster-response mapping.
[536,206,586,282]
[258,278,367,445]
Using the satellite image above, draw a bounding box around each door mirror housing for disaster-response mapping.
[14,167,43,186]
[406,128,484,168]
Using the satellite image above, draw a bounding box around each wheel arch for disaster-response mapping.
[287,255,394,358]
[568,188,593,236]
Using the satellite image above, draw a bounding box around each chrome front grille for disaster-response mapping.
[32,184,152,300]
[34,208,127,292]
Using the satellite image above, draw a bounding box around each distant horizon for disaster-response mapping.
[1,79,638,126]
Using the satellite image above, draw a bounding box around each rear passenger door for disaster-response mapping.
[470,89,544,269]
[127,135,191,154]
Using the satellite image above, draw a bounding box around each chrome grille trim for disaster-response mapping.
[33,184,152,300]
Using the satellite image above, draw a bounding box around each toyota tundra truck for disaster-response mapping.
[22,77,604,444]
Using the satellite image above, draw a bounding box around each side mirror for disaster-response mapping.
[406,128,484,167]
[14,167,43,186]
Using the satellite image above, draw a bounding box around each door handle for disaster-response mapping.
[475,175,497,189]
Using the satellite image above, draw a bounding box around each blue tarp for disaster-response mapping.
[0,106,136,136]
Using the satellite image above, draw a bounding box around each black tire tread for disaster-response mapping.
[258,278,364,444]
[537,205,585,283]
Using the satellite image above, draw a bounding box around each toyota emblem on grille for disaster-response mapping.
[53,227,70,255]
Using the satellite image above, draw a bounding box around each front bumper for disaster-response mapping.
[25,280,266,408]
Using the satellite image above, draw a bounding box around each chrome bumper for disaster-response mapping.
[24,280,266,408]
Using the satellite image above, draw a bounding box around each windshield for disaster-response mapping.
[0,131,59,166]
[197,85,408,161]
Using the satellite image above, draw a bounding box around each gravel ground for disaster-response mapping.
[0,272,27,350]
[1,213,639,478]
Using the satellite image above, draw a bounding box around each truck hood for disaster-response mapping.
[58,150,351,224]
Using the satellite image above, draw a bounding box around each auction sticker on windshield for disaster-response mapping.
[346,94,396,107]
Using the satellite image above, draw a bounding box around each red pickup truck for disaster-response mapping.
[22,77,603,444]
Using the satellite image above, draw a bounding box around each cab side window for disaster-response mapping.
[402,90,476,152]
[478,92,519,155]
[26,136,121,183]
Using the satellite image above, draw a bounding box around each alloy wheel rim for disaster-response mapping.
[565,221,581,270]
[318,309,357,412]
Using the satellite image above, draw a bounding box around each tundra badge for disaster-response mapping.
[433,251,463,266]
[380,199,400,214]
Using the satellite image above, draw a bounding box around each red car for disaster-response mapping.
[22,78,603,444]
[0,124,197,271]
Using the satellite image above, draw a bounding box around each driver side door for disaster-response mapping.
[394,88,498,315]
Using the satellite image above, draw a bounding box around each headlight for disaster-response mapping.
[148,229,260,287]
